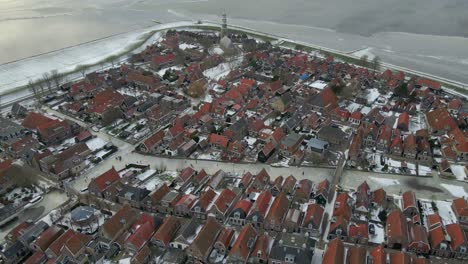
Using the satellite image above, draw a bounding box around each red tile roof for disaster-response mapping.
[333,192,351,221]
[90,167,120,192]
[417,78,441,90]
[143,130,164,150]
[46,229,75,256]
[232,199,253,214]
[209,133,229,148]
[197,188,217,211]
[452,198,468,217]
[251,234,270,261]
[126,221,154,251]
[402,191,417,211]
[152,53,176,66]
[390,252,411,264]
[271,127,285,143]
[64,233,92,256]
[229,224,257,261]
[323,238,344,264]
[194,169,209,184]
[6,221,32,242]
[24,251,46,264]
[175,194,198,208]
[152,216,179,247]
[429,225,445,249]
[346,246,367,264]
[250,190,273,217]
[349,223,369,240]
[189,217,223,259]
[22,112,54,130]
[34,226,63,251]
[370,245,386,264]
[213,189,237,214]
[386,209,408,246]
[302,203,324,228]
[216,227,235,249]
[425,107,457,133]
[446,223,467,250]
[178,167,196,183]
[102,204,136,241]
[148,183,170,203]
[265,192,289,224]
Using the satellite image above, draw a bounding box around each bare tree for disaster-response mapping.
[76,65,87,78]
[50,70,63,90]
[42,72,54,93]
[27,80,40,104]
[360,55,369,69]
[108,55,118,69]
[372,56,381,73]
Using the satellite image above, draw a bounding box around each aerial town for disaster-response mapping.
[1,16,468,264]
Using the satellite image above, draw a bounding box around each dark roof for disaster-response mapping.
[118,184,150,202]
[269,233,315,264]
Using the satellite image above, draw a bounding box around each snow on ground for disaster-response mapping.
[308,80,328,90]
[118,87,143,97]
[418,165,432,176]
[137,169,156,181]
[352,47,376,60]
[366,88,380,103]
[203,63,232,81]
[435,201,458,225]
[203,56,243,81]
[271,158,290,168]
[157,66,183,77]
[119,258,131,264]
[361,107,371,115]
[450,164,467,181]
[370,177,400,186]
[196,152,221,160]
[212,47,224,55]
[345,102,362,113]
[368,223,385,244]
[85,137,108,151]
[0,22,196,98]
[96,149,112,159]
[245,137,257,147]
[142,177,161,191]
[409,113,426,132]
[179,43,197,50]
[440,184,468,197]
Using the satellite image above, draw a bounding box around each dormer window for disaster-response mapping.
[234,212,241,219]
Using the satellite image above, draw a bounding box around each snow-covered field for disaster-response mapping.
[369,177,400,187]
[440,184,468,197]
[86,137,108,151]
[203,62,232,81]
[449,165,467,181]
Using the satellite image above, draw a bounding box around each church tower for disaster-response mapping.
[221,12,228,38]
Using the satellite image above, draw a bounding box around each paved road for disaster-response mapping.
[0,190,68,243]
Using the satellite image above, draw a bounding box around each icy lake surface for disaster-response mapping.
[1,0,468,84]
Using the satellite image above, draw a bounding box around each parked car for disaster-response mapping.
[369,224,375,235]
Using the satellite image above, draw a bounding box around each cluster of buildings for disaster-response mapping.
[50,28,468,176]
[3,162,468,263]
[1,166,331,264]
[324,182,468,263]
[0,110,114,181]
